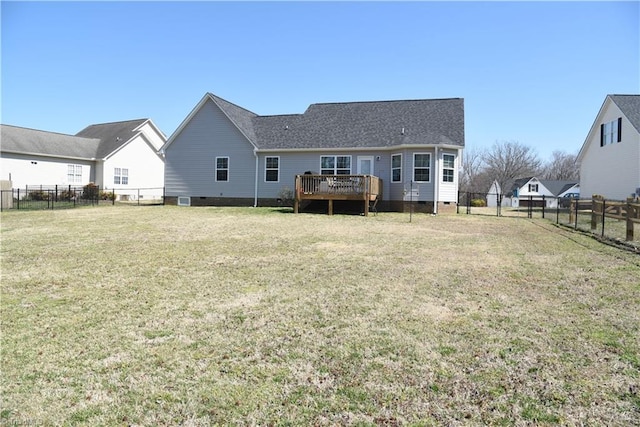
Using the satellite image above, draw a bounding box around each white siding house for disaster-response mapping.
[1,119,166,199]
[578,95,640,201]
[487,177,579,208]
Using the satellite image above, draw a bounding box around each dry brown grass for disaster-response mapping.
[1,206,639,426]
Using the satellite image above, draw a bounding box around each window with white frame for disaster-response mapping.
[601,118,622,146]
[67,164,82,183]
[413,153,431,182]
[265,156,279,182]
[114,168,129,185]
[321,155,351,175]
[216,157,229,181]
[528,183,539,192]
[442,154,455,183]
[391,154,402,183]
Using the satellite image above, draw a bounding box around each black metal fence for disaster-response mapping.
[0,185,165,211]
[458,192,639,248]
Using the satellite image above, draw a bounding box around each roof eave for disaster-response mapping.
[255,143,464,153]
[1,150,96,161]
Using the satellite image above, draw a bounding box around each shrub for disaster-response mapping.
[277,186,294,207]
[100,191,116,201]
[82,183,99,200]
[60,190,77,201]
[470,198,486,207]
[28,190,49,201]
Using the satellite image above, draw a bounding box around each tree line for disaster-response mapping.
[460,141,580,195]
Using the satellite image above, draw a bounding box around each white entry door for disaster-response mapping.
[357,156,374,175]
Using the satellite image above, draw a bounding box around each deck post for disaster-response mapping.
[294,175,300,214]
[363,175,370,217]
[328,199,333,215]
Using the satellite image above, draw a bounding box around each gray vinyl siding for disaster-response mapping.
[387,149,436,202]
[164,99,256,197]
[256,150,440,202]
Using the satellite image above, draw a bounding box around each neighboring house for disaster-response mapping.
[577,94,640,201]
[1,119,166,200]
[162,93,465,213]
[487,177,579,208]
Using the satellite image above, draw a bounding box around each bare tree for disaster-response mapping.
[459,146,486,193]
[541,150,579,181]
[482,140,542,195]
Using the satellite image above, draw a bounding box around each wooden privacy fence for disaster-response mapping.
[585,196,640,241]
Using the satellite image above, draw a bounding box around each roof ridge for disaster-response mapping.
[82,118,148,127]
[1,124,98,140]
[309,97,462,107]
[208,93,258,116]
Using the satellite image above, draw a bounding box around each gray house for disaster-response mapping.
[162,93,465,213]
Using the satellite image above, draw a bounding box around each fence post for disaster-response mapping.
[591,196,600,230]
[138,188,140,206]
[627,198,635,241]
[542,195,546,219]
[601,199,606,237]
[113,189,116,206]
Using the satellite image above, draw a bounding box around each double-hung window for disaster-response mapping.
[413,153,431,182]
[391,154,402,183]
[442,154,455,183]
[114,168,129,185]
[321,155,351,175]
[67,165,82,184]
[216,157,229,181]
[601,118,622,146]
[528,183,539,193]
[265,156,279,182]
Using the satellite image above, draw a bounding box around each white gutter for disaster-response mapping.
[253,149,259,207]
[433,146,439,214]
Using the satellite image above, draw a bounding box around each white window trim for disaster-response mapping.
[68,164,82,184]
[177,196,191,206]
[391,153,402,183]
[442,154,455,183]
[413,153,431,183]
[114,167,129,186]
[264,156,280,183]
[320,155,352,175]
[215,156,230,182]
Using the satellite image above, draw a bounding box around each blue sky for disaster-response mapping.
[1,1,638,161]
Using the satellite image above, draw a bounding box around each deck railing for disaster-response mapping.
[294,174,381,215]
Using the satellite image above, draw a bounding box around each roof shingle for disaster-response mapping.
[210,94,464,150]
[2,119,154,160]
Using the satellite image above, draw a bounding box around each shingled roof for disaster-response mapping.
[609,94,640,133]
[1,125,99,159]
[2,119,155,160]
[76,119,149,158]
[176,93,464,151]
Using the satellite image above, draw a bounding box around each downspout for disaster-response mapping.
[433,146,439,214]
[253,149,259,207]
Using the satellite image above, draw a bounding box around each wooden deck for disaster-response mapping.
[294,174,382,216]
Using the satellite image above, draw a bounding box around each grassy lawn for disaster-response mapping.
[1,207,639,426]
